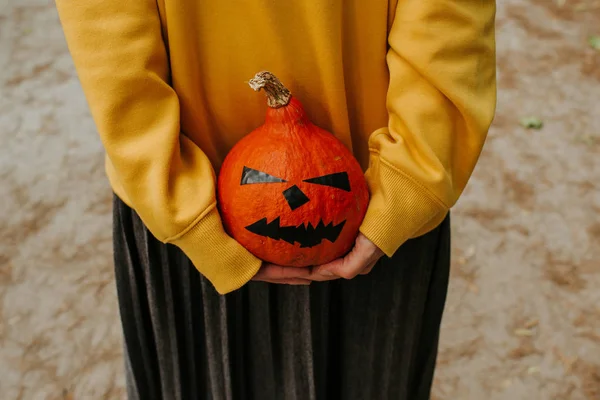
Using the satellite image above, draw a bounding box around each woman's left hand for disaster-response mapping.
[309,233,385,281]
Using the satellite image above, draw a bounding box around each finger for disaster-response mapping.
[309,257,348,281]
[333,259,365,279]
[359,260,378,275]
[307,271,341,282]
[253,264,312,281]
[314,252,365,280]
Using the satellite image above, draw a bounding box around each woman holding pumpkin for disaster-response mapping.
[56,1,496,399]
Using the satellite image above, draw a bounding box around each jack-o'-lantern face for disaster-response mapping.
[241,166,351,249]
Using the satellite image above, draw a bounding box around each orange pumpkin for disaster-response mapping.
[217,71,369,267]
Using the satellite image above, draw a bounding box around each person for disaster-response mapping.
[56,0,496,399]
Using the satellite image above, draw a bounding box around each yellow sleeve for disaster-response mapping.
[55,0,261,294]
[359,0,497,256]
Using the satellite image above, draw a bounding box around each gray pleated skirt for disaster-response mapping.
[113,194,450,400]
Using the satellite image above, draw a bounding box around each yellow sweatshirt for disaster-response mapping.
[56,0,496,294]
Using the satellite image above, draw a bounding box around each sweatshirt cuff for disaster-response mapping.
[170,204,262,295]
[359,155,448,257]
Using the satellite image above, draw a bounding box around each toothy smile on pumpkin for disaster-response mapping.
[218,71,369,267]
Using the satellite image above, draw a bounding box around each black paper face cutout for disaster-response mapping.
[245,217,346,248]
[241,166,286,185]
[303,172,351,192]
[240,167,351,246]
[282,185,310,211]
[241,167,350,192]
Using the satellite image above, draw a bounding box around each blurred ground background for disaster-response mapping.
[1,0,599,399]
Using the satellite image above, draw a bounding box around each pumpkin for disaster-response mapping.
[217,71,369,267]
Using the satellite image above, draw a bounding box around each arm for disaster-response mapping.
[359,0,497,256]
[55,0,261,294]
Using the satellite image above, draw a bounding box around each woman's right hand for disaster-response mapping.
[251,263,313,285]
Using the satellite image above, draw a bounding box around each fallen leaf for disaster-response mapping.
[520,117,543,130]
[464,246,476,259]
[514,328,535,337]
[589,36,600,51]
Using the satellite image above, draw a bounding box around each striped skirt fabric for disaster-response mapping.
[112,194,451,400]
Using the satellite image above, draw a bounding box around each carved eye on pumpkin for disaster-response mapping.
[304,172,351,192]
[241,166,287,185]
[240,167,352,211]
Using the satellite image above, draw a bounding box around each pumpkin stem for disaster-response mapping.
[248,71,292,108]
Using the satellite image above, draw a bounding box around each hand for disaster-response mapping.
[252,263,313,285]
[309,233,385,281]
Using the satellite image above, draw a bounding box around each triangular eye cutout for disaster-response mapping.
[241,166,287,185]
[303,172,351,192]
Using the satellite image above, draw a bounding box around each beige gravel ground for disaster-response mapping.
[1,0,599,399]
